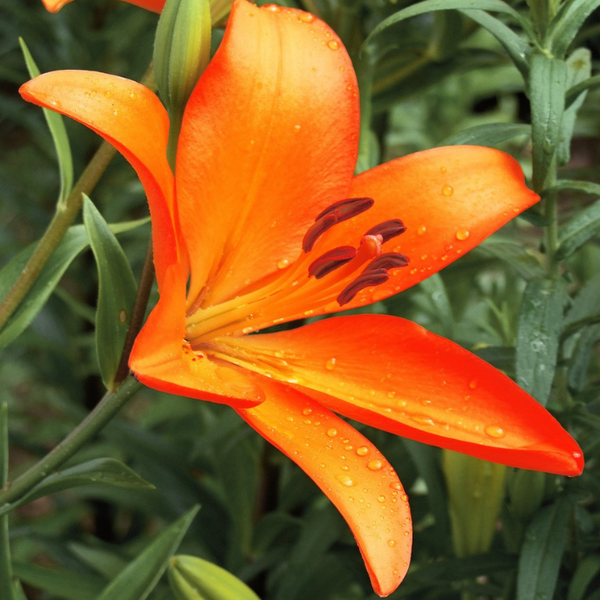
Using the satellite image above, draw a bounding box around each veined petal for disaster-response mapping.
[41,0,164,12]
[19,71,177,288]
[237,379,411,597]
[129,264,263,408]
[218,315,583,476]
[176,0,359,309]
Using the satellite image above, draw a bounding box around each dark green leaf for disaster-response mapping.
[517,497,572,600]
[83,196,138,390]
[568,554,600,600]
[95,506,199,600]
[568,324,600,391]
[547,179,600,196]
[529,54,568,191]
[12,563,105,600]
[476,241,544,280]
[0,403,15,600]
[440,123,531,147]
[557,200,600,260]
[19,38,73,205]
[68,543,129,580]
[516,277,567,405]
[547,0,600,59]
[473,346,516,371]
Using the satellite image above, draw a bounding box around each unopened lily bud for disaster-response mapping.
[154,0,211,120]
[168,555,260,600]
[508,468,546,520]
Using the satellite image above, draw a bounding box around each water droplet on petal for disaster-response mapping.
[378,495,386,503]
[387,539,396,547]
[327,428,338,438]
[356,446,369,456]
[293,124,301,132]
[442,184,454,196]
[277,258,289,269]
[456,228,470,241]
[411,414,436,426]
[302,408,313,416]
[336,474,356,486]
[300,12,315,22]
[417,225,427,235]
[367,459,384,471]
[325,357,337,370]
[390,481,402,490]
[327,39,340,50]
[215,367,265,402]
[469,380,478,389]
[485,425,506,438]
[263,3,281,10]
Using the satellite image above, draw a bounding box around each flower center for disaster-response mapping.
[185,197,409,342]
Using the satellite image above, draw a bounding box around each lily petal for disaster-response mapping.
[41,0,164,12]
[176,0,359,309]
[237,379,411,597]
[19,71,177,288]
[218,315,583,475]
[130,264,264,407]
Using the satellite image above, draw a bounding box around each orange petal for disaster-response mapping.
[237,379,411,597]
[19,71,177,289]
[125,0,164,11]
[219,315,583,476]
[129,264,263,408]
[41,0,74,11]
[176,0,359,309]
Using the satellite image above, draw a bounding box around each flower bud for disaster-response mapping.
[508,468,546,520]
[168,555,260,600]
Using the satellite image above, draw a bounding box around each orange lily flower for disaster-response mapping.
[21,0,583,595]
[41,0,164,13]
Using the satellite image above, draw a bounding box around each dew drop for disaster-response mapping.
[263,3,281,10]
[485,425,506,439]
[327,39,340,50]
[440,166,447,174]
[442,184,454,196]
[390,481,402,490]
[378,495,386,503]
[469,380,478,389]
[302,408,313,416]
[242,326,254,334]
[367,459,384,471]
[387,539,396,547]
[417,225,427,235]
[336,474,356,486]
[411,414,436,427]
[325,357,337,370]
[327,428,338,438]
[401,493,408,502]
[387,391,396,399]
[456,229,470,241]
[345,445,353,451]
[277,258,289,269]
[356,446,369,456]
[293,124,301,132]
[300,12,315,22]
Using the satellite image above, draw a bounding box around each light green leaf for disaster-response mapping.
[547,0,600,59]
[517,497,572,600]
[12,563,105,600]
[83,196,138,390]
[419,273,454,338]
[0,218,148,351]
[556,200,600,260]
[516,277,567,405]
[169,555,261,600]
[529,54,568,191]
[547,179,600,196]
[566,73,600,106]
[19,38,73,205]
[440,123,531,147]
[95,506,199,600]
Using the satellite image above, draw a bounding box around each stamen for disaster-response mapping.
[365,252,410,272]
[337,269,390,306]
[303,197,374,253]
[308,246,357,279]
[365,219,406,243]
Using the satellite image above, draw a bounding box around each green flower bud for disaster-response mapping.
[508,468,546,520]
[168,555,261,600]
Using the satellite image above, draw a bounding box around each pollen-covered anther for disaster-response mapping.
[365,252,410,271]
[337,268,390,306]
[365,219,406,243]
[303,197,375,253]
[308,246,357,279]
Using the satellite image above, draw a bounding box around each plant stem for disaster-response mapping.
[0,376,141,508]
[0,404,15,600]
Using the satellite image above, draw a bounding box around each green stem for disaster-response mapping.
[0,403,15,600]
[0,377,141,508]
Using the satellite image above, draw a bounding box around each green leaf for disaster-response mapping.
[547,0,600,59]
[558,48,591,166]
[517,497,572,600]
[0,403,15,600]
[0,218,148,351]
[476,241,544,280]
[19,38,73,205]
[418,273,454,338]
[516,277,567,405]
[440,123,531,147]
[83,196,138,390]
[12,563,105,600]
[68,543,129,580]
[568,554,600,600]
[556,200,600,260]
[95,505,199,600]
[547,179,600,196]
[568,324,600,391]
[529,54,568,191]
[169,555,261,600]
[566,73,600,106]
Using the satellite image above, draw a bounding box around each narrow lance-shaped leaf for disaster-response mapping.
[440,123,531,147]
[477,240,544,281]
[19,38,73,205]
[529,54,568,191]
[517,497,572,600]
[556,200,600,260]
[95,506,199,600]
[547,0,600,59]
[0,403,16,600]
[83,195,138,390]
[516,277,567,405]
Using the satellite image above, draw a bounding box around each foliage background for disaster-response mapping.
[0,0,599,599]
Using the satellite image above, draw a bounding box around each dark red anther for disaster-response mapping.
[303,197,375,253]
[337,268,390,306]
[365,252,410,272]
[315,197,374,221]
[308,246,357,279]
[365,219,406,243]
